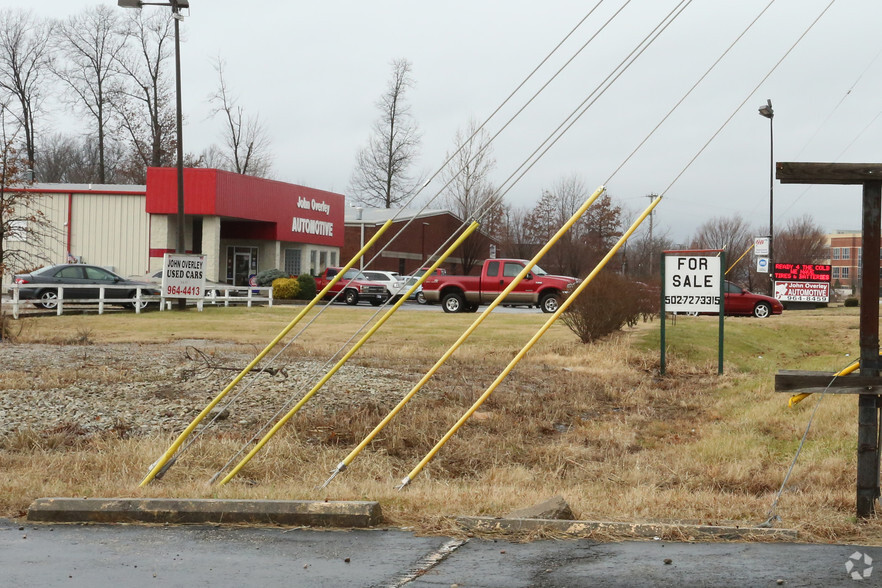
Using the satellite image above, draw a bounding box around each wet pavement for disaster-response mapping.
[2,518,879,587]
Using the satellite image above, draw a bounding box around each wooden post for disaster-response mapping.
[857,180,881,517]
[775,162,882,518]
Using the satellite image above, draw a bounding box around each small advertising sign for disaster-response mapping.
[757,257,769,273]
[754,237,769,256]
[774,281,830,303]
[663,255,722,313]
[161,253,207,299]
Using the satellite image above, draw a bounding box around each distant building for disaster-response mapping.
[825,230,878,290]
[343,207,502,276]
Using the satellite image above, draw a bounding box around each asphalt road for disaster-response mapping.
[2,519,879,587]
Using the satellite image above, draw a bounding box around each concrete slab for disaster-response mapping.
[457,516,799,541]
[27,497,383,527]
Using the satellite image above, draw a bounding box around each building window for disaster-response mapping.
[833,248,840,260]
[842,248,850,260]
[310,250,317,275]
[330,251,338,266]
[319,251,328,273]
[841,267,850,279]
[832,267,840,279]
[284,249,301,276]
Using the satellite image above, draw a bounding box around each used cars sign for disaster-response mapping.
[161,253,207,298]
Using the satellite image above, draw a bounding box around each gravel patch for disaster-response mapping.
[0,342,418,438]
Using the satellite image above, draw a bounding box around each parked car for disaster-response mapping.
[361,270,407,300]
[403,275,427,304]
[314,267,389,306]
[421,259,578,313]
[723,281,783,318]
[11,264,160,309]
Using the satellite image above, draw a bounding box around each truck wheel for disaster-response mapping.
[539,292,560,313]
[442,292,465,313]
[344,289,359,305]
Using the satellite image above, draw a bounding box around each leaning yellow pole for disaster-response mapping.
[398,195,662,489]
[788,359,861,407]
[320,186,607,488]
[216,222,481,486]
[139,219,395,486]
[726,243,755,275]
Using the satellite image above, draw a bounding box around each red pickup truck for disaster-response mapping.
[315,267,389,306]
[421,259,579,313]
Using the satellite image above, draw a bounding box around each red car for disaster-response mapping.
[723,281,783,318]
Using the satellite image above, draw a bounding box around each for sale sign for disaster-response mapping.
[663,255,722,313]
[161,253,207,298]
[774,281,830,303]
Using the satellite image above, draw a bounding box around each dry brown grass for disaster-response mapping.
[2,305,882,543]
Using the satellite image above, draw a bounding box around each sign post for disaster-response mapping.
[660,250,725,375]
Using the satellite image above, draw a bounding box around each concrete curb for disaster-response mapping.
[27,498,383,528]
[457,516,798,541]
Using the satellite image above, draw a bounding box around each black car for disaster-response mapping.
[11,264,160,309]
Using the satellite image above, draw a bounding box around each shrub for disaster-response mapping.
[255,268,287,287]
[296,273,317,300]
[561,272,659,343]
[844,297,859,307]
[272,277,300,300]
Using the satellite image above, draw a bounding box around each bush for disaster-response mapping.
[255,268,287,287]
[844,297,860,307]
[272,277,300,300]
[296,273,317,300]
[561,272,659,343]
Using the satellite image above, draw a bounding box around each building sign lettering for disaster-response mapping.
[297,196,331,215]
[291,217,334,237]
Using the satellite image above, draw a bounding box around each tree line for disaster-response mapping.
[0,6,271,185]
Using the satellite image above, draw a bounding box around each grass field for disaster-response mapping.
[2,304,881,543]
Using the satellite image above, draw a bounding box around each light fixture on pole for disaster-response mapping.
[758,98,774,295]
[119,0,188,309]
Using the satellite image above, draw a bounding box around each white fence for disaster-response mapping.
[3,284,273,318]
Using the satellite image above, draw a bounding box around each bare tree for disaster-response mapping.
[0,107,59,303]
[51,5,127,184]
[441,119,496,274]
[0,9,53,169]
[690,214,755,288]
[350,58,422,208]
[114,9,176,183]
[774,215,828,264]
[207,58,272,177]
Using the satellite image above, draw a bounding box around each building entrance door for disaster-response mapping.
[233,252,252,286]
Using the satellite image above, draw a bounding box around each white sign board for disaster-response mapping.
[756,257,769,273]
[161,253,207,298]
[774,281,830,303]
[664,255,721,313]
[754,237,769,256]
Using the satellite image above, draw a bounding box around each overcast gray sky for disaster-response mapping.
[28,1,882,242]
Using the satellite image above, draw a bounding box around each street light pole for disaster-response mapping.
[758,99,774,295]
[118,0,188,308]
